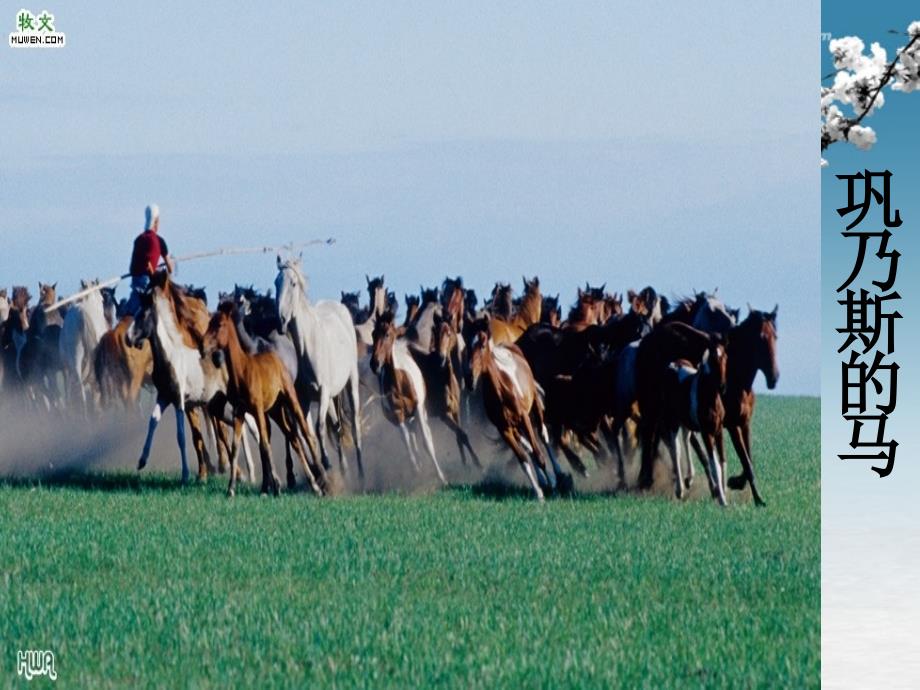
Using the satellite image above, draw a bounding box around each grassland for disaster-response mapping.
[0,396,819,688]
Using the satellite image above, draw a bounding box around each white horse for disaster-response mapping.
[275,255,364,478]
[59,280,108,413]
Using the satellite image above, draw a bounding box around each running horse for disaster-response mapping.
[722,306,779,506]
[127,272,239,483]
[467,315,565,501]
[370,310,447,483]
[1,287,32,391]
[275,255,364,478]
[659,338,730,505]
[490,276,542,345]
[203,302,324,497]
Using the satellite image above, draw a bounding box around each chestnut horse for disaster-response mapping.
[94,316,153,408]
[370,310,447,483]
[468,316,564,500]
[204,303,324,496]
[490,276,542,345]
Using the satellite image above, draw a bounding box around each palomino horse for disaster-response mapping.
[490,276,542,345]
[467,316,564,501]
[722,306,779,506]
[659,340,729,505]
[275,255,364,478]
[59,280,108,413]
[370,310,446,483]
[127,272,241,483]
[204,303,324,497]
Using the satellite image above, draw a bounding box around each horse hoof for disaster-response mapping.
[754,497,767,508]
[683,476,693,490]
[227,488,235,498]
[727,474,747,491]
[137,457,147,471]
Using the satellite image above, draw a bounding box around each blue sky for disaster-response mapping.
[1,1,818,392]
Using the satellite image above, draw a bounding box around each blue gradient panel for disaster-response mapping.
[822,5,920,686]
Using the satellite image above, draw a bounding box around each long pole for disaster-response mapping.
[44,237,335,313]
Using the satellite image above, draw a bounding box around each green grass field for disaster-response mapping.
[0,396,819,689]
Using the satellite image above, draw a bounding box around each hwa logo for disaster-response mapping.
[16,650,57,681]
[9,9,65,48]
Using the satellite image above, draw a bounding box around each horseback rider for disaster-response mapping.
[126,204,175,315]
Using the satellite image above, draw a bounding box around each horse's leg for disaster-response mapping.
[175,405,190,485]
[397,421,421,471]
[186,407,212,480]
[702,432,727,506]
[501,428,544,502]
[537,421,567,488]
[663,429,684,500]
[347,365,365,479]
[327,398,347,473]
[442,414,481,469]
[726,424,753,491]
[519,434,550,489]
[557,429,589,477]
[731,423,764,506]
[272,406,322,496]
[138,395,168,470]
[417,408,446,484]
[681,428,695,490]
[227,417,243,497]
[688,431,715,493]
[242,413,259,482]
[522,414,554,492]
[255,412,279,496]
[315,390,335,473]
[609,419,628,491]
[211,414,229,474]
[637,418,657,490]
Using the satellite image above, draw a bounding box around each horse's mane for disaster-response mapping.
[165,279,208,349]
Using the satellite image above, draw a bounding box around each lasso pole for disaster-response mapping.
[44,237,335,313]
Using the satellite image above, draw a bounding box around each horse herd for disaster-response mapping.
[0,260,779,504]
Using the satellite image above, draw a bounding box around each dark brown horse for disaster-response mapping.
[722,307,779,506]
[659,339,729,505]
[635,321,713,490]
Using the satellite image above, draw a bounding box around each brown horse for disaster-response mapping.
[564,286,602,332]
[722,307,779,506]
[659,340,729,505]
[94,315,153,408]
[203,303,324,497]
[490,276,542,345]
[411,312,482,467]
[370,310,447,483]
[468,315,563,500]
